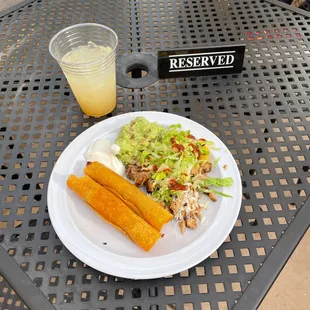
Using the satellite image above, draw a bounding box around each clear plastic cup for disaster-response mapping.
[49,23,118,117]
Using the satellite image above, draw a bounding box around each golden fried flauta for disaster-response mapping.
[67,175,161,251]
[84,162,173,231]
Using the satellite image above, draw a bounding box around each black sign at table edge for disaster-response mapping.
[157,44,246,79]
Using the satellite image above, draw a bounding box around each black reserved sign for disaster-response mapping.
[158,44,245,79]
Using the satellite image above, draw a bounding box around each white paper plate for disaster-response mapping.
[47,111,242,279]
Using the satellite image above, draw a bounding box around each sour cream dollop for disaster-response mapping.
[85,139,125,176]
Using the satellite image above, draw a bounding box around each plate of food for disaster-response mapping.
[47,111,242,279]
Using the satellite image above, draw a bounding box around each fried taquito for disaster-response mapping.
[67,175,161,251]
[84,162,173,231]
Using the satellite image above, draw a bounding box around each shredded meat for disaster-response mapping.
[126,164,151,187]
[191,162,212,175]
[146,179,155,193]
[126,164,139,179]
[170,199,182,214]
[179,221,186,234]
[196,208,202,221]
[186,218,197,229]
[191,165,199,175]
[199,162,212,174]
[208,192,217,202]
[169,186,204,233]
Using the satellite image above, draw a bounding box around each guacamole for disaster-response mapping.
[115,117,164,165]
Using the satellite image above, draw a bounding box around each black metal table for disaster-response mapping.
[0,0,309,309]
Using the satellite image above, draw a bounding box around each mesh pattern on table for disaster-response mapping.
[0,0,310,309]
[0,273,28,310]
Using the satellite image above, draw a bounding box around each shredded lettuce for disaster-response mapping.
[116,117,234,203]
[198,140,221,150]
[200,177,234,187]
[151,184,173,205]
[208,189,233,198]
[153,171,167,181]
[214,157,221,166]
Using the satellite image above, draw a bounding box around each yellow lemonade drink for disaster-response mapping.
[62,43,116,117]
[49,23,118,117]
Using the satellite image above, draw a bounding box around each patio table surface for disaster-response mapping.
[0,0,309,310]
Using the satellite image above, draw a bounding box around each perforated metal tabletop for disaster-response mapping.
[0,0,309,309]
